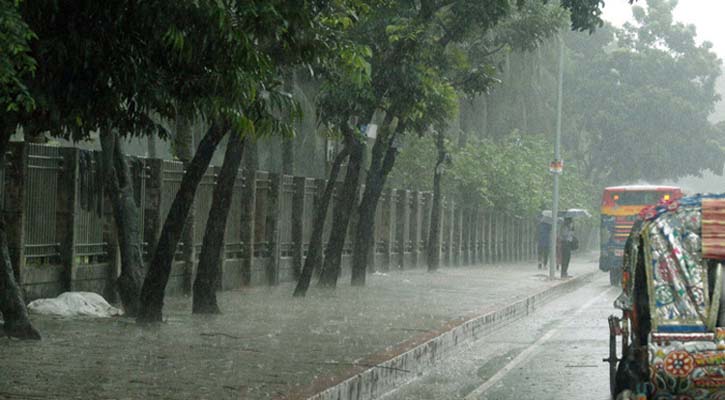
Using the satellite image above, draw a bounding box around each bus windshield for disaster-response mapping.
[610,191,667,206]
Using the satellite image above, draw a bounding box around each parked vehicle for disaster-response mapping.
[606,193,725,399]
[600,185,683,285]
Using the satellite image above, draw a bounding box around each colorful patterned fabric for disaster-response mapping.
[636,194,725,332]
[649,336,725,398]
[645,203,708,331]
[702,199,725,260]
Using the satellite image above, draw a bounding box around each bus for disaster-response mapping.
[600,185,683,285]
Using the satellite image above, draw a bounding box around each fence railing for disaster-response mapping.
[2,142,539,300]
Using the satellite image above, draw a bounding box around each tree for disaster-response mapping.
[293,145,349,297]
[342,0,606,286]
[0,0,40,339]
[192,93,298,313]
[10,0,312,322]
[426,129,448,272]
[318,127,364,287]
[564,0,723,184]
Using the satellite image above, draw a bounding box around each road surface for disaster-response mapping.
[382,273,617,400]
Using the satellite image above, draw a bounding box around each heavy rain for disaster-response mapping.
[1,1,725,399]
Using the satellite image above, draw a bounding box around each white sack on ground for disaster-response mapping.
[28,292,123,318]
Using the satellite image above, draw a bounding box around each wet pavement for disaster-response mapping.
[381,272,616,400]
[1,256,600,400]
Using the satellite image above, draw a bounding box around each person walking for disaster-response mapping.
[560,217,576,278]
[537,216,551,270]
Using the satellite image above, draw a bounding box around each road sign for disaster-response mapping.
[549,159,563,174]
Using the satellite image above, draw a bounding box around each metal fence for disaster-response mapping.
[129,157,149,259]
[193,167,216,255]
[302,179,316,250]
[224,171,245,260]
[74,149,106,264]
[24,144,62,265]
[160,160,185,260]
[253,171,270,258]
[9,143,540,296]
[279,175,294,257]
[374,189,388,254]
[301,178,317,256]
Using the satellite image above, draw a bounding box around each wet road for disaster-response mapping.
[382,273,617,400]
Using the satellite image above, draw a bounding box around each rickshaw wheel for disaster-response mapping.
[605,316,620,398]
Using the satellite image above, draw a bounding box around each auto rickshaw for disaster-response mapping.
[606,193,725,400]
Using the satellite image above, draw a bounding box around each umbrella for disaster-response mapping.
[560,208,591,218]
[540,208,591,223]
[539,210,560,224]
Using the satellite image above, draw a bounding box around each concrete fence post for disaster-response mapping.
[516,218,526,261]
[471,211,478,265]
[446,200,454,267]
[420,192,432,267]
[409,191,420,268]
[381,188,393,271]
[494,213,505,263]
[510,217,515,261]
[239,167,256,286]
[480,211,486,264]
[265,173,282,285]
[455,206,463,266]
[58,148,79,291]
[507,215,513,262]
[462,208,470,266]
[291,176,305,280]
[395,189,408,270]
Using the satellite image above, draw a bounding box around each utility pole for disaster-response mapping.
[550,34,564,280]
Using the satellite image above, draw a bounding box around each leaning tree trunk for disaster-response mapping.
[351,120,399,286]
[172,115,196,293]
[99,130,145,316]
[318,137,363,288]
[427,131,446,273]
[0,132,40,339]
[293,147,350,297]
[192,133,246,314]
[138,120,228,323]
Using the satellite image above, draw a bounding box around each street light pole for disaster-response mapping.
[550,34,564,280]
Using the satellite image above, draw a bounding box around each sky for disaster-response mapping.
[601,1,725,57]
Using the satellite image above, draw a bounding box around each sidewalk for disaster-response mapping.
[0,255,600,400]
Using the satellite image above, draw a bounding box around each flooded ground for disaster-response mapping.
[1,257,597,399]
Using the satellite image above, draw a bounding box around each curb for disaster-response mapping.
[294,270,599,400]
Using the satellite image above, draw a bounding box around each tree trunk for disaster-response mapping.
[99,130,145,317]
[0,132,40,339]
[193,133,246,314]
[293,147,349,297]
[427,131,446,272]
[318,136,363,288]
[351,118,399,286]
[172,115,196,293]
[138,120,228,323]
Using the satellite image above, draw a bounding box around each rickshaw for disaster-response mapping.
[606,193,725,400]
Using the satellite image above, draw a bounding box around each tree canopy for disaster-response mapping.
[564,0,723,184]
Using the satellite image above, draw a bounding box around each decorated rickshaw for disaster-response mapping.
[606,193,725,400]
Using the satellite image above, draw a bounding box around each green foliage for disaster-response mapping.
[11,0,356,141]
[389,130,597,215]
[564,0,723,184]
[0,0,35,114]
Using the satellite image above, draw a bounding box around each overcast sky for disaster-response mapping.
[602,0,725,58]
